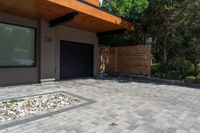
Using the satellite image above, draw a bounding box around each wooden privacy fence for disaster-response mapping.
[99,45,151,76]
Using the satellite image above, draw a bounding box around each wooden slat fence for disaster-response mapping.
[99,45,151,76]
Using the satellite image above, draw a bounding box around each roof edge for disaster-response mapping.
[47,0,134,31]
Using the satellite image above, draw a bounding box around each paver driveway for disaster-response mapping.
[0,78,200,133]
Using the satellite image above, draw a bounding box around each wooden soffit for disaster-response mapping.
[84,0,100,7]
[0,0,134,33]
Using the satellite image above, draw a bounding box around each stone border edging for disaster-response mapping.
[100,74,200,89]
[0,91,96,129]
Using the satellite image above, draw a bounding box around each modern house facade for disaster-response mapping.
[0,0,134,86]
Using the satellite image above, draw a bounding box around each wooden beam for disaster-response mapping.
[47,0,134,30]
[49,12,78,27]
[79,0,100,7]
[0,0,134,32]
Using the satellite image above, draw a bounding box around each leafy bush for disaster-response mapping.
[196,74,200,83]
[151,63,160,74]
[168,57,195,78]
[151,62,168,79]
[188,64,195,75]
[184,76,196,84]
[167,70,180,79]
[196,63,200,74]
[151,57,196,80]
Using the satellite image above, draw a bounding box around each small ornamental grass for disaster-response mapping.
[184,76,196,84]
[184,74,200,84]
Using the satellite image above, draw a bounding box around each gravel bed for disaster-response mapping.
[0,93,80,122]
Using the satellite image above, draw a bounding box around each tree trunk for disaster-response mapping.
[163,36,167,64]
[164,48,167,64]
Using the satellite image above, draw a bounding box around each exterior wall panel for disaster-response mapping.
[0,13,39,86]
[40,20,56,81]
[0,13,99,86]
[0,68,38,86]
[55,26,99,80]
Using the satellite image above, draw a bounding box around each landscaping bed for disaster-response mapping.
[0,93,80,122]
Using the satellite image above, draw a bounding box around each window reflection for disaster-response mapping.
[0,23,35,67]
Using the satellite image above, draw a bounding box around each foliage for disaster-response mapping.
[151,63,169,79]
[101,0,149,45]
[99,31,141,46]
[2,100,12,108]
[1,100,18,112]
[195,73,200,83]
[102,0,200,81]
[196,63,200,74]
[184,74,200,84]
[168,57,195,77]
[147,0,200,80]
[102,0,148,22]
[151,58,196,80]
[151,63,160,75]
[184,76,196,84]
[143,0,200,63]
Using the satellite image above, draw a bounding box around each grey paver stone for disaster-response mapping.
[0,78,199,133]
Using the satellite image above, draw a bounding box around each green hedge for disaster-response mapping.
[151,58,200,80]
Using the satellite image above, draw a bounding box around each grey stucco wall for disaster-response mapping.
[0,13,99,86]
[40,22,99,81]
[0,13,39,86]
[40,20,56,81]
[39,21,99,81]
[55,26,99,80]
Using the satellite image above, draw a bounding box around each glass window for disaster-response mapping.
[0,23,35,67]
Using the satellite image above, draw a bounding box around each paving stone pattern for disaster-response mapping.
[0,78,200,133]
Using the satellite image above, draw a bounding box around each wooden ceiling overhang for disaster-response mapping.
[0,0,134,33]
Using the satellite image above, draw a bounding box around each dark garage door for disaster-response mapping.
[60,41,93,79]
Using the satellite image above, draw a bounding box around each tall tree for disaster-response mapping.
[143,0,200,63]
[102,0,148,22]
[102,0,200,79]
[102,0,200,64]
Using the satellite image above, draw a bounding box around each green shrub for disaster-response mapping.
[151,63,160,74]
[196,63,200,74]
[151,59,197,80]
[195,74,200,83]
[151,63,168,79]
[167,70,180,79]
[197,73,200,77]
[187,64,195,75]
[168,57,195,79]
[159,62,168,73]
[184,76,196,84]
